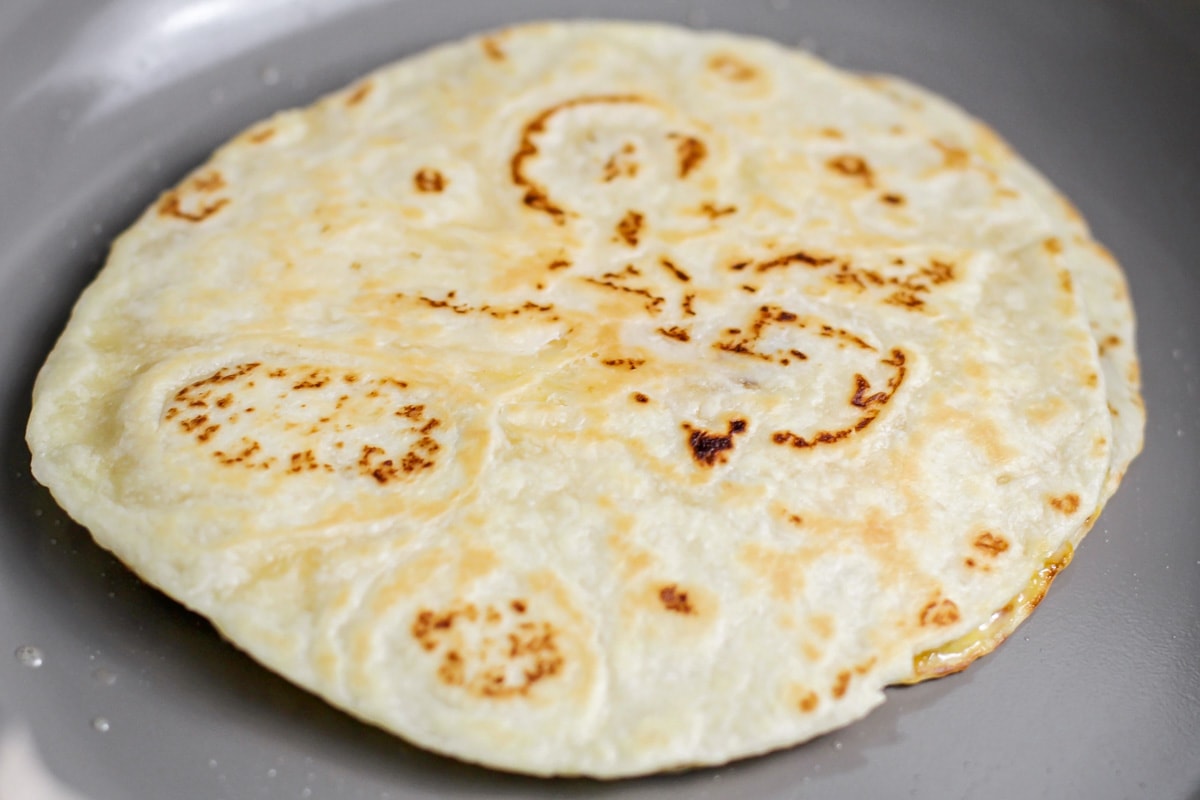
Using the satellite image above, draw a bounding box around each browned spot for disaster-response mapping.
[884,289,926,310]
[880,192,906,205]
[683,418,748,468]
[247,126,275,144]
[708,53,758,81]
[582,277,665,314]
[1049,493,1080,514]
[413,603,563,699]
[599,357,645,371]
[798,690,819,713]
[1058,269,1074,293]
[602,142,638,182]
[511,94,644,223]
[547,258,571,271]
[699,201,737,219]
[820,127,844,139]
[667,132,707,179]
[772,350,906,450]
[657,326,690,343]
[681,293,696,317]
[414,168,447,193]
[932,139,970,169]
[658,257,691,283]
[757,251,836,272]
[826,155,875,187]
[659,584,695,615]
[1044,237,1063,255]
[973,531,1010,556]
[157,192,229,223]
[1085,372,1099,388]
[480,36,505,61]
[632,392,650,404]
[920,598,961,627]
[345,81,373,107]
[1098,334,1122,355]
[787,514,803,526]
[831,670,852,699]
[191,171,225,193]
[615,210,644,246]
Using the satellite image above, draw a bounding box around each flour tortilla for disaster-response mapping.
[26,21,1143,777]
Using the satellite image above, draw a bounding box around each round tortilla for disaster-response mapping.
[27,21,1143,777]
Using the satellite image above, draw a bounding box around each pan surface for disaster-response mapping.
[1,2,1198,798]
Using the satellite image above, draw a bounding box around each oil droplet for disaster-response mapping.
[261,66,281,85]
[15,645,43,668]
[92,667,117,686]
[91,717,110,733]
[267,768,277,778]
[208,759,218,768]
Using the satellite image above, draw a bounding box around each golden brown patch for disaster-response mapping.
[772,350,907,450]
[247,126,275,144]
[157,192,230,223]
[798,690,819,713]
[632,392,650,404]
[1058,269,1074,293]
[707,53,758,81]
[920,598,961,627]
[345,81,373,107]
[602,142,639,182]
[683,418,748,467]
[658,584,695,615]
[809,614,834,640]
[699,201,737,219]
[413,168,447,193]
[512,94,644,222]
[191,171,225,193]
[831,670,852,699]
[1044,237,1063,255]
[880,192,906,205]
[656,326,691,343]
[826,155,875,187]
[667,132,707,178]
[973,531,1010,556]
[480,36,506,61]
[614,210,644,246]
[412,603,564,699]
[932,139,970,169]
[1049,493,1080,514]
